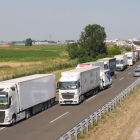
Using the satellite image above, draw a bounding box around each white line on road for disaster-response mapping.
[86,95,96,102]
[0,127,5,131]
[50,112,69,123]
[128,72,131,75]
[120,77,124,81]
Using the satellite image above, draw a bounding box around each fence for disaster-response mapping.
[57,77,140,140]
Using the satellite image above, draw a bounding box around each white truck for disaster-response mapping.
[100,69,112,90]
[58,67,100,104]
[114,55,128,71]
[125,52,135,66]
[76,62,104,70]
[76,63,112,90]
[97,58,116,76]
[0,74,56,125]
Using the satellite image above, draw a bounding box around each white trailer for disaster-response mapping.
[97,58,116,76]
[125,52,135,66]
[58,67,100,104]
[76,61,104,70]
[0,74,56,125]
[114,55,128,71]
[100,69,112,90]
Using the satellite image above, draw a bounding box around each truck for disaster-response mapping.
[100,69,112,90]
[97,58,116,76]
[114,55,128,71]
[125,52,135,66]
[0,74,56,125]
[133,50,139,61]
[76,63,112,90]
[76,61,104,70]
[58,66,100,105]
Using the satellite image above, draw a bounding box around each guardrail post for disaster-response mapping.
[90,116,93,127]
[80,122,83,135]
[95,112,97,122]
[67,132,71,140]
[74,127,77,140]
[110,102,111,112]
[99,109,101,120]
[85,119,88,133]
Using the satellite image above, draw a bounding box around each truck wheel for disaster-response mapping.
[25,110,30,119]
[41,104,45,112]
[44,102,48,110]
[11,115,16,126]
[82,95,85,101]
[48,100,51,108]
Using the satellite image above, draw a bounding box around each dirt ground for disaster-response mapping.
[0,62,42,67]
[83,85,140,140]
[0,44,9,47]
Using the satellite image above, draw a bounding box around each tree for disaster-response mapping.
[67,43,79,59]
[78,24,107,58]
[25,38,32,46]
[125,46,131,52]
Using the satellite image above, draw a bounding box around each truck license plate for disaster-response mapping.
[66,102,70,104]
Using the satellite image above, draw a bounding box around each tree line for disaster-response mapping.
[67,24,121,63]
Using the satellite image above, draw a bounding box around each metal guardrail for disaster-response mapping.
[57,77,140,140]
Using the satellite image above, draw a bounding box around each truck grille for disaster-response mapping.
[62,93,74,99]
[0,111,5,123]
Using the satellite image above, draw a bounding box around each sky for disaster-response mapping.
[0,0,140,42]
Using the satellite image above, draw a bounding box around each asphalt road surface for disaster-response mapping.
[0,61,140,140]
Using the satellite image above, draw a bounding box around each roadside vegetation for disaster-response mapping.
[77,84,140,140]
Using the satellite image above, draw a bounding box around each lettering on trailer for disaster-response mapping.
[105,71,110,81]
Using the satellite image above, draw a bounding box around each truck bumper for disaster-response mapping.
[59,99,79,104]
[0,120,12,125]
[116,66,123,71]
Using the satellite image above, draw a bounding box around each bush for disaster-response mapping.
[125,46,131,52]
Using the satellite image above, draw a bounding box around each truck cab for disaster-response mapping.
[58,73,81,104]
[0,83,19,125]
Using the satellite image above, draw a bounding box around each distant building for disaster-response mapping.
[65,40,75,43]
[128,38,138,42]
[32,42,48,45]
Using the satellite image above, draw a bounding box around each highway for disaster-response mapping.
[0,61,140,140]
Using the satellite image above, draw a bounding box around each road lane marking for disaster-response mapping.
[120,77,124,81]
[86,95,96,102]
[128,72,131,75]
[0,127,5,131]
[50,112,69,123]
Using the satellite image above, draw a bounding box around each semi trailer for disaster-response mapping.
[114,55,128,71]
[97,58,116,76]
[76,62,104,70]
[58,67,100,104]
[125,52,135,66]
[0,74,56,125]
[76,63,112,90]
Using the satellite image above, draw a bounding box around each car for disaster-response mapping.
[138,65,140,69]
[133,69,140,77]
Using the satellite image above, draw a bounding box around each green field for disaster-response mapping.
[0,45,68,62]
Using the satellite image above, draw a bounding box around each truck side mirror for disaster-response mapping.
[11,87,15,91]
[57,82,60,89]
[9,97,12,106]
[78,82,80,88]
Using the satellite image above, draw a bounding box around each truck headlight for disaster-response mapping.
[5,115,10,121]
[74,96,77,99]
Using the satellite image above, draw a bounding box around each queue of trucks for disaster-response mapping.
[1,50,140,126]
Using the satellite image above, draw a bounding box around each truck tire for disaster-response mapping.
[25,110,30,119]
[44,102,48,110]
[48,100,51,108]
[41,104,45,112]
[11,115,16,126]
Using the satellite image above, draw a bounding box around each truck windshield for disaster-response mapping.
[127,57,132,59]
[116,60,123,64]
[59,82,77,90]
[0,97,9,109]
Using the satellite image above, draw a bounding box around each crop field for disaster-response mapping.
[0,45,72,80]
